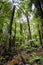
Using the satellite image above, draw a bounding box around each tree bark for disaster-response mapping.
[13,23,16,47]
[26,14,32,46]
[20,23,22,44]
[38,24,42,45]
[36,0,43,46]
[34,0,43,46]
[9,5,15,50]
[36,0,43,18]
[26,15,32,40]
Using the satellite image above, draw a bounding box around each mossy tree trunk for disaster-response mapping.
[38,24,42,45]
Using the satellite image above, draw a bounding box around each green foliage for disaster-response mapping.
[0,0,43,65]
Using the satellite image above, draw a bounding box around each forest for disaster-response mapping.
[0,0,43,65]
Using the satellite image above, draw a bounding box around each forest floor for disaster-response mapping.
[0,46,43,65]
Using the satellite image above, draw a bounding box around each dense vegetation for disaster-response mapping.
[0,0,43,65]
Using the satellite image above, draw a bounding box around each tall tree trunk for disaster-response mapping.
[38,24,42,45]
[26,15,32,40]
[9,5,15,50]
[26,14,32,46]
[36,0,43,18]
[35,0,43,46]
[20,23,22,44]
[13,23,16,47]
